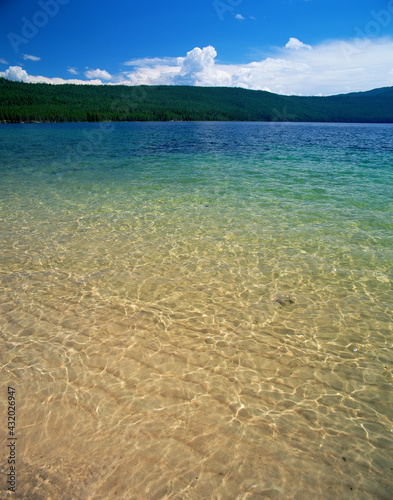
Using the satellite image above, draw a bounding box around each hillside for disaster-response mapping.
[1,78,393,123]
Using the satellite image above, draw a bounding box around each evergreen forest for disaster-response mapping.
[1,77,393,123]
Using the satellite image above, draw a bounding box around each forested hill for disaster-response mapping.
[1,77,393,123]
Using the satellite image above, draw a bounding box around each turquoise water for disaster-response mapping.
[1,122,392,498]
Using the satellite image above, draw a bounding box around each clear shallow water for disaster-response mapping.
[0,122,392,499]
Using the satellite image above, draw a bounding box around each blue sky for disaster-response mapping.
[1,0,393,95]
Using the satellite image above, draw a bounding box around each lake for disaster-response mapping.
[1,122,392,498]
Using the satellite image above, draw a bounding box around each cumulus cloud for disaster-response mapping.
[174,46,219,85]
[235,14,245,20]
[22,54,41,61]
[67,67,78,75]
[1,38,393,95]
[84,68,112,80]
[0,66,29,82]
[121,46,225,87]
[285,38,312,51]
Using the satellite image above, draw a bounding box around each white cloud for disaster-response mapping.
[122,63,179,86]
[285,38,312,51]
[22,54,41,61]
[67,67,78,75]
[1,38,393,95]
[235,14,245,20]
[84,68,112,80]
[0,66,30,82]
[120,39,393,95]
[0,58,8,65]
[0,66,104,85]
[176,46,217,83]
[122,46,226,87]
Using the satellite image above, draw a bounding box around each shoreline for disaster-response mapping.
[2,119,393,124]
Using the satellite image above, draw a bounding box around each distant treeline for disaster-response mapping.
[1,77,393,123]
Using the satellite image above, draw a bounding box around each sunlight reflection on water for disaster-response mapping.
[1,123,392,498]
